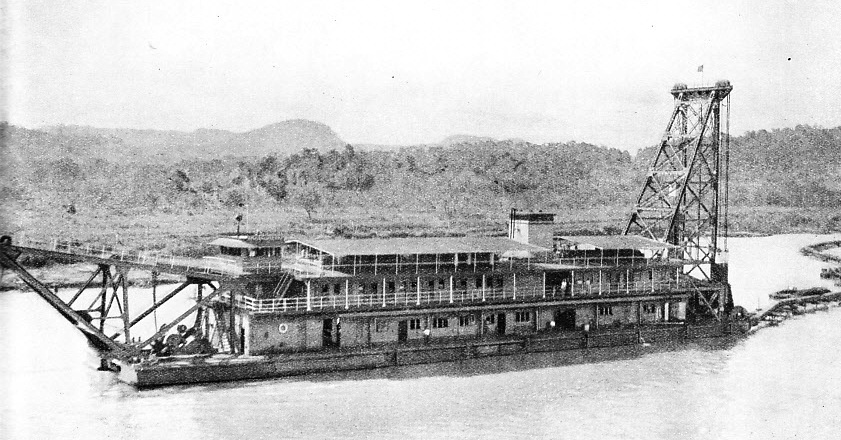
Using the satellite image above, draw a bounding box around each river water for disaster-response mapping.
[1,234,840,439]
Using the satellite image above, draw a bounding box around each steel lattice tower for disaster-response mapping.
[625,81,732,317]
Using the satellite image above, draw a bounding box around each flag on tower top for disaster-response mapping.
[697,65,704,72]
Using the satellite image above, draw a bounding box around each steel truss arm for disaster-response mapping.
[136,287,224,350]
[0,249,135,355]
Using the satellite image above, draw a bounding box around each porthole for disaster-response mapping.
[278,323,289,334]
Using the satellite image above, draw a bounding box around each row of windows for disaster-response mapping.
[318,276,505,295]
[575,270,658,284]
[315,269,670,296]
[642,304,658,313]
[372,315,482,332]
[598,306,614,316]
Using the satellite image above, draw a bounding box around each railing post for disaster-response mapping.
[306,280,312,311]
[513,273,517,300]
[542,271,546,298]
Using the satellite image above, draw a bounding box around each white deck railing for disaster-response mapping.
[218,278,711,314]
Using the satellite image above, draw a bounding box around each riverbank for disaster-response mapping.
[0,261,182,291]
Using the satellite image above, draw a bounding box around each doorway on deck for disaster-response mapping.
[496,313,507,335]
[398,320,408,342]
[555,308,576,330]
[322,318,333,347]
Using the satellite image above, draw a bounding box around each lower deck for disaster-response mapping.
[120,319,749,388]
[237,297,689,355]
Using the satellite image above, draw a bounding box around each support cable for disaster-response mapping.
[724,94,730,252]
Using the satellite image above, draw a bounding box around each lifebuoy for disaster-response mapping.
[278,323,288,334]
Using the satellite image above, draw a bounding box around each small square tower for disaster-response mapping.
[508,209,555,249]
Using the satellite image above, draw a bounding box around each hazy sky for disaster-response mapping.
[4,0,840,151]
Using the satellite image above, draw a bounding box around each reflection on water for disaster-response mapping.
[1,233,841,439]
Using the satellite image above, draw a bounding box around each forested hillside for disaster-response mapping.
[1,121,839,253]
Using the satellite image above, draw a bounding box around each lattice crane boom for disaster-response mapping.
[625,81,733,318]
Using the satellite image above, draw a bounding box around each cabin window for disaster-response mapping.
[432,317,449,329]
[410,280,417,290]
[475,277,483,289]
[598,306,614,316]
[458,315,475,327]
[375,319,390,332]
[387,281,395,293]
[485,314,495,324]
[427,280,435,291]
[409,318,422,330]
[515,311,531,323]
[459,279,467,290]
[220,246,241,256]
[321,284,329,294]
[438,279,446,290]
[370,283,378,294]
[333,283,341,295]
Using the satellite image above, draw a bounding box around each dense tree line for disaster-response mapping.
[2,123,840,228]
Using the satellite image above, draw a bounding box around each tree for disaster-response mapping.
[289,184,323,219]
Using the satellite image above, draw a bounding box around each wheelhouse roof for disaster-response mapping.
[555,235,677,250]
[288,236,551,258]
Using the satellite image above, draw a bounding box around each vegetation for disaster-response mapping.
[1,122,840,257]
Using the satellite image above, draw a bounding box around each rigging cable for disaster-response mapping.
[724,93,730,252]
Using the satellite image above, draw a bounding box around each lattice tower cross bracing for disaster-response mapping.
[625,82,732,315]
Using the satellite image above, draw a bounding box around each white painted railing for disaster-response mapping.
[218,278,710,314]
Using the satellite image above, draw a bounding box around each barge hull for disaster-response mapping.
[123,321,747,388]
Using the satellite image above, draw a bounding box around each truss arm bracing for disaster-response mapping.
[67,265,103,307]
[110,280,191,339]
[136,287,224,350]
[0,248,134,355]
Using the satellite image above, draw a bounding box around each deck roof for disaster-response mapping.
[288,236,551,257]
[556,235,676,250]
[209,236,286,248]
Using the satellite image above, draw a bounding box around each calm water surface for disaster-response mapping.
[2,234,841,439]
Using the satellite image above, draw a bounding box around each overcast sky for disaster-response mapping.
[4,0,840,151]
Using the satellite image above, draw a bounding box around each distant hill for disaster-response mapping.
[440,134,499,146]
[29,119,347,161]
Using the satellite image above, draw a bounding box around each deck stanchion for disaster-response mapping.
[513,273,517,300]
[306,280,312,311]
[542,272,546,298]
